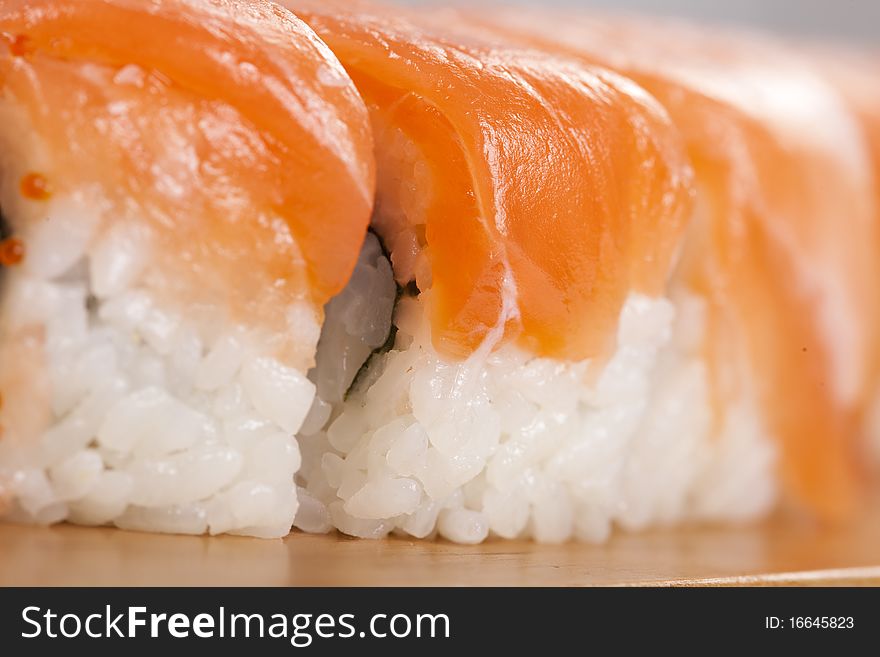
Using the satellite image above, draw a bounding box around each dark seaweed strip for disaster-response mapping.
[343,285,400,401]
[343,230,421,401]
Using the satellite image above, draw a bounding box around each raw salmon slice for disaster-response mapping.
[284,0,694,362]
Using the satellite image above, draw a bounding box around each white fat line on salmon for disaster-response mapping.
[441,263,522,407]
[475,264,522,359]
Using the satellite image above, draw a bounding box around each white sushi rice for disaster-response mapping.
[0,192,318,538]
[0,181,781,544]
[296,247,779,544]
[0,189,779,543]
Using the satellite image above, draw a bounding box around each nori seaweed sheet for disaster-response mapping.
[343,230,420,400]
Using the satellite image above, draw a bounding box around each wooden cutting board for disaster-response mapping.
[2,498,879,586]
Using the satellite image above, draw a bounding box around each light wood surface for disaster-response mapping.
[1,501,879,586]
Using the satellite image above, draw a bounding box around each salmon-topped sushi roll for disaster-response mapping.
[281,0,788,544]
[432,8,880,521]
[0,0,374,537]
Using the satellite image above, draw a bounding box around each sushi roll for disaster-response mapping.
[443,8,880,520]
[0,0,375,537]
[285,0,785,544]
[3,0,877,545]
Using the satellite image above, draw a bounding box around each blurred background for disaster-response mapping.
[403,0,879,44]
